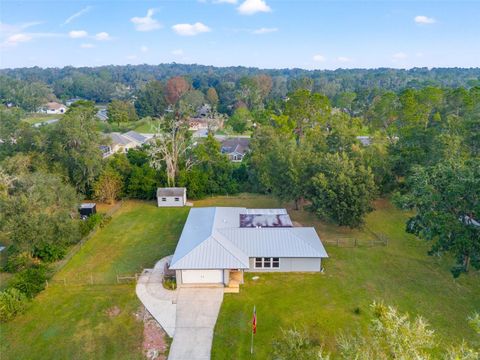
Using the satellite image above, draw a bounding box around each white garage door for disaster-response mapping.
[181,270,223,284]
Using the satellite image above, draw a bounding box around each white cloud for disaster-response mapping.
[131,9,162,32]
[0,21,43,34]
[69,30,88,38]
[252,27,278,34]
[94,32,111,41]
[172,49,184,56]
[2,31,67,48]
[337,56,351,63]
[80,43,95,48]
[140,45,148,53]
[393,52,408,59]
[3,33,33,46]
[313,54,326,62]
[237,0,271,15]
[172,22,211,36]
[414,15,436,25]
[62,6,92,26]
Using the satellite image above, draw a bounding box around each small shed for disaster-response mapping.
[157,188,187,207]
[79,203,97,217]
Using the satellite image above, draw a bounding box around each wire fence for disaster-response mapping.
[46,271,155,287]
[52,201,124,273]
[323,232,388,248]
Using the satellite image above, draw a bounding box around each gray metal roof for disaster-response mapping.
[169,207,328,270]
[123,131,147,144]
[109,133,132,146]
[157,187,186,197]
[79,203,96,209]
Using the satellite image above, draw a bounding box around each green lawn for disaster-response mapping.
[21,114,63,125]
[1,196,478,359]
[211,199,480,359]
[0,201,189,360]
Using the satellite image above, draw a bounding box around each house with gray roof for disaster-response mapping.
[221,137,250,162]
[169,207,328,290]
[101,131,150,158]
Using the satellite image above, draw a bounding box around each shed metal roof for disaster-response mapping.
[157,187,186,197]
[169,207,328,270]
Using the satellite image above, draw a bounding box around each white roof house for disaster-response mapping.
[38,102,67,115]
[170,207,328,289]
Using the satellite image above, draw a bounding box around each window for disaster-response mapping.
[254,257,280,269]
[161,198,167,201]
[174,197,180,202]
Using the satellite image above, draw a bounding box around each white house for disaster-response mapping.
[157,187,187,207]
[38,102,67,115]
[169,207,328,290]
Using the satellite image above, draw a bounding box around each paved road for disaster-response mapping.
[168,288,224,360]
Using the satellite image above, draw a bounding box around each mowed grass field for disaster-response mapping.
[0,195,478,360]
[0,201,189,360]
[211,197,480,359]
[21,113,63,125]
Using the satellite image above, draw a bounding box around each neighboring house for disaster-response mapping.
[356,136,372,146]
[188,118,209,131]
[96,109,108,121]
[169,207,328,288]
[221,137,250,162]
[197,104,211,118]
[38,102,67,114]
[123,130,148,145]
[157,187,187,207]
[101,131,149,158]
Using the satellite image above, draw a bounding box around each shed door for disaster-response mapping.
[181,270,223,284]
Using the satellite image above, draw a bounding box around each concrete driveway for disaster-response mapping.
[168,288,224,360]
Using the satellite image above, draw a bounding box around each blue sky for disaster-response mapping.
[1,0,479,69]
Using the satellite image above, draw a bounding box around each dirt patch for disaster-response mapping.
[106,306,121,318]
[292,221,303,227]
[136,306,169,360]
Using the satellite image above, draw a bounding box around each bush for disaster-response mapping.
[99,215,112,228]
[33,242,66,262]
[163,277,177,290]
[10,265,50,298]
[0,288,29,323]
[79,213,104,237]
[272,327,329,360]
[3,251,39,273]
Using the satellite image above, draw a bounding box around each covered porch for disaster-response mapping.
[224,269,244,293]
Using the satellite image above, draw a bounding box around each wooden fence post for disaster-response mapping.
[45,280,49,288]
[337,239,339,247]
[354,238,357,247]
[63,278,67,286]
[135,273,138,282]
[116,274,119,284]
